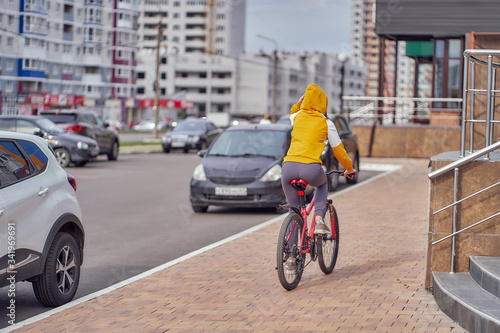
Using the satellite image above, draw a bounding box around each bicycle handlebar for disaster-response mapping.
[326,170,358,177]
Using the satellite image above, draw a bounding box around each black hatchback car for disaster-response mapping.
[40,109,119,161]
[190,124,291,213]
[0,115,99,167]
[161,118,222,153]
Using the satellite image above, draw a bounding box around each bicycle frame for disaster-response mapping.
[288,189,335,257]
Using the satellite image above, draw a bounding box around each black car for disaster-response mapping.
[40,109,119,161]
[277,113,360,190]
[190,124,291,213]
[0,115,99,167]
[162,118,222,153]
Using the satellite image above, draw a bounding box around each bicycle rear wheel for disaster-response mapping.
[318,204,339,274]
[277,212,305,290]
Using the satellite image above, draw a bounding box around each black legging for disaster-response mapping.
[281,161,327,218]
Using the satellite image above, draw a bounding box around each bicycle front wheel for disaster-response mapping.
[318,204,339,274]
[276,212,305,290]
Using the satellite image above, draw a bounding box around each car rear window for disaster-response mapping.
[42,114,77,124]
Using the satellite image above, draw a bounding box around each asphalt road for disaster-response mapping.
[0,147,379,328]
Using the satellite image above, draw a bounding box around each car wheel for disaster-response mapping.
[32,232,81,307]
[183,148,189,153]
[54,148,71,168]
[107,140,119,161]
[346,154,359,184]
[328,162,340,191]
[192,203,208,213]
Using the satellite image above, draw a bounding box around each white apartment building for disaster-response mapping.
[0,0,366,125]
[350,0,415,98]
[0,0,139,120]
[134,0,246,123]
[135,0,366,126]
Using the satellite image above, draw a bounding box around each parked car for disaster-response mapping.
[107,119,126,131]
[190,123,291,213]
[0,131,85,306]
[40,109,119,161]
[131,119,156,132]
[131,119,173,132]
[161,118,222,153]
[230,117,251,126]
[0,115,99,167]
[276,113,360,190]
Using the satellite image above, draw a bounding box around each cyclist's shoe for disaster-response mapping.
[314,220,331,235]
[284,257,297,274]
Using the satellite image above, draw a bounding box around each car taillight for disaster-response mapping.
[66,125,85,133]
[67,173,77,191]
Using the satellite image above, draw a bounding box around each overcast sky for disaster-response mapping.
[245,0,352,55]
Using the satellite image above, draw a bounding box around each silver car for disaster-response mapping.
[0,131,85,307]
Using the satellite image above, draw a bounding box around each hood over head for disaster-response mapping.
[301,84,328,116]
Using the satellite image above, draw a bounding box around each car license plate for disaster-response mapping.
[215,187,247,196]
[171,142,185,147]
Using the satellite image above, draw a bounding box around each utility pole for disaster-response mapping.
[153,19,163,139]
[207,1,215,55]
[257,34,279,123]
[272,49,278,123]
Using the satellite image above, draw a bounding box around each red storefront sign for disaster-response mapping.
[43,94,85,109]
[139,99,193,109]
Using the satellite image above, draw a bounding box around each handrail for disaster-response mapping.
[432,212,500,245]
[430,49,500,274]
[428,140,500,179]
[432,180,500,215]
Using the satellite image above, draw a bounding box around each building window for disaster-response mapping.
[6,81,13,92]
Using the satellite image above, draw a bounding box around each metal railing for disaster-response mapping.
[342,96,462,125]
[428,140,500,273]
[428,49,500,273]
[461,49,500,158]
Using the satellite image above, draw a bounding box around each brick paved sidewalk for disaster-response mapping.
[11,158,467,333]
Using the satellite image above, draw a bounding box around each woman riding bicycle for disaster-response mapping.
[281,84,357,239]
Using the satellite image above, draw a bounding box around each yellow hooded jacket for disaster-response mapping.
[283,84,353,171]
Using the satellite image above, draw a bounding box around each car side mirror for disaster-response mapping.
[33,130,44,137]
[198,150,207,157]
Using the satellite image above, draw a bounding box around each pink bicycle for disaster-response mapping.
[277,170,351,290]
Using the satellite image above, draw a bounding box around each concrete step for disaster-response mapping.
[433,263,500,333]
[470,256,500,299]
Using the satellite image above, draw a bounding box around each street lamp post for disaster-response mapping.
[257,34,278,123]
[337,53,349,121]
[153,19,163,139]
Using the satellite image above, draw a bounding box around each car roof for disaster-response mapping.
[0,129,47,141]
[224,123,292,132]
[180,117,210,122]
[0,115,45,120]
[41,109,96,114]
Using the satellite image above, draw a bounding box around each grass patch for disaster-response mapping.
[120,140,161,147]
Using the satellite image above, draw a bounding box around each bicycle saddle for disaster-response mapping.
[290,179,308,191]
